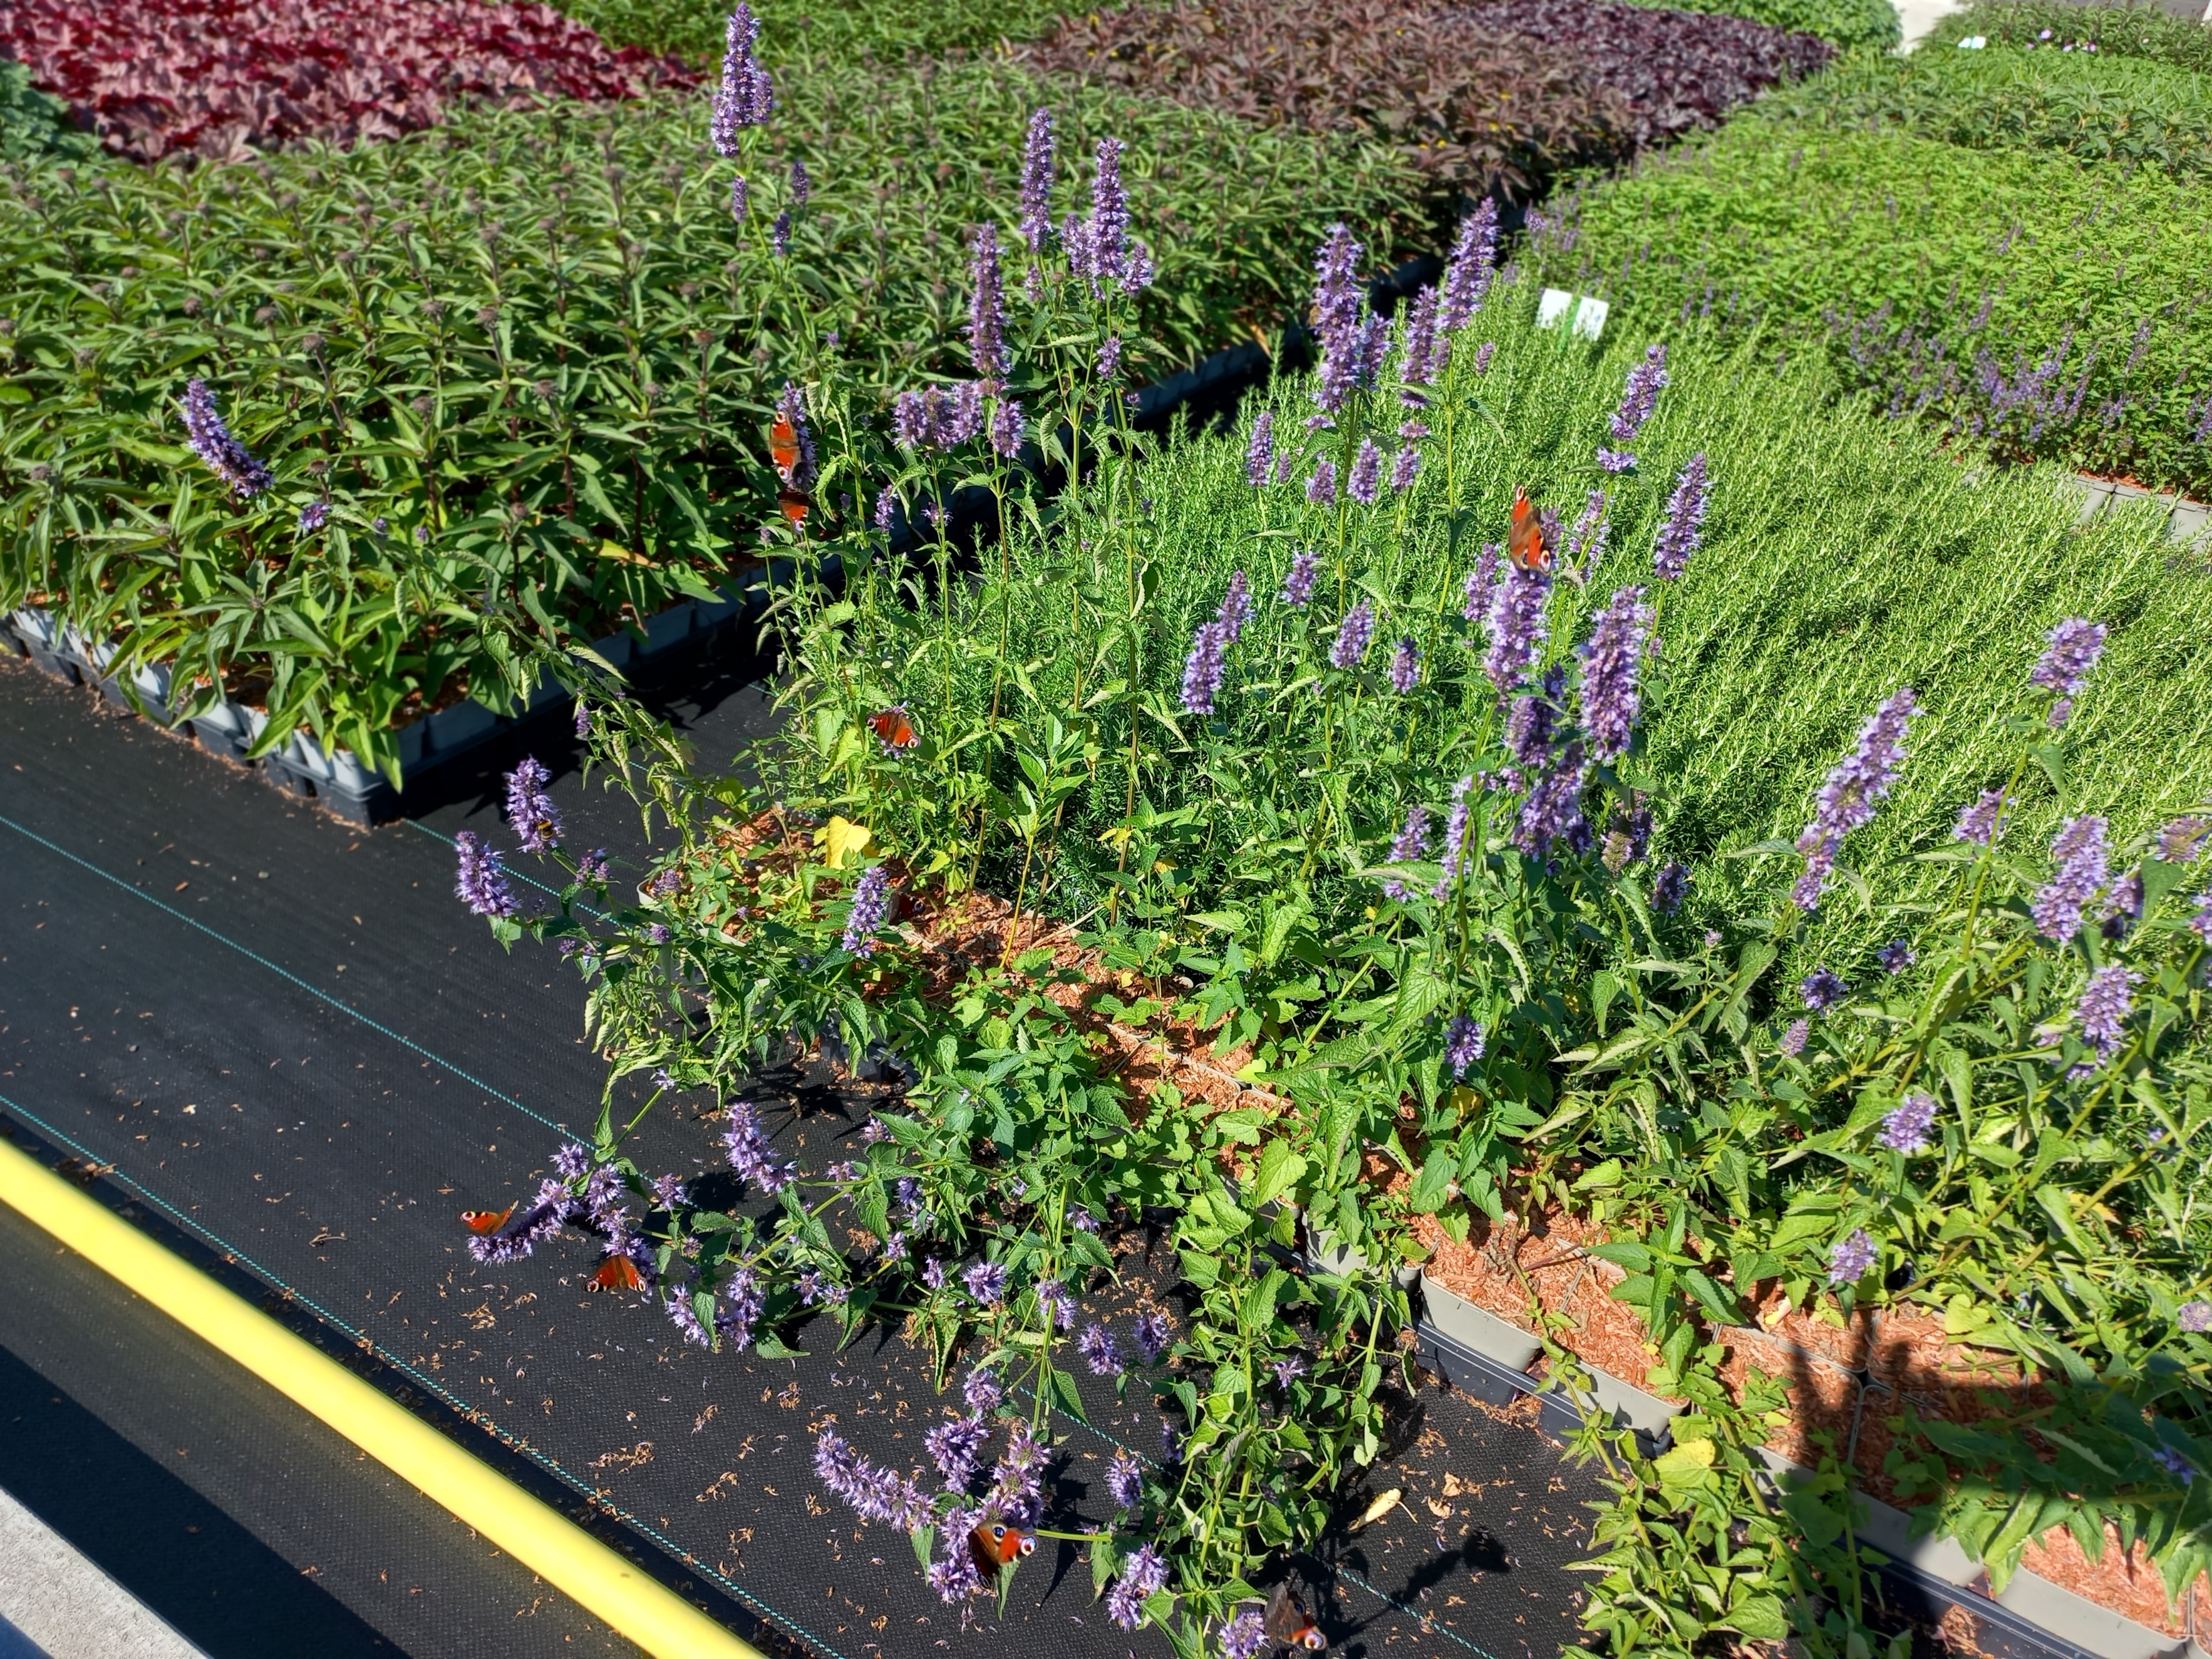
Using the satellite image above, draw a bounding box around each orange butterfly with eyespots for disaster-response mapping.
[1506,487,1551,573]
[589,1254,644,1293]
[968,1521,1036,1572]
[770,412,804,484]
[460,1206,515,1234]
[1265,1581,1329,1652]
[867,707,917,750]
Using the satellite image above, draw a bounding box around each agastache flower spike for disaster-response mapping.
[1217,570,1253,643]
[1432,775,1475,899]
[1483,562,1551,696]
[1877,1092,1938,1154]
[1017,108,1055,255]
[1348,438,1382,506]
[2033,815,2109,943]
[1444,1015,1484,1080]
[504,756,561,852]
[1652,452,1708,581]
[1801,967,1847,1011]
[1390,638,1421,694]
[179,379,273,498]
[967,223,1009,387]
[788,157,809,210]
[1439,199,1497,333]
[1827,1229,1878,1286]
[721,1098,796,1192]
[988,396,1025,458]
[1132,1310,1173,1363]
[453,830,518,919]
[1107,1544,1168,1630]
[1078,1323,1124,1376]
[1107,1449,1144,1509]
[842,863,891,956]
[1398,284,1442,400]
[1390,445,1420,492]
[2075,964,2139,1060]
[1608,344,1668,447]
[1794,687,1921,911]
[1780,1018,1809,1057]
[1246,410,1276,486]
[1087,137,1130,291]
[1330,601,1374,670]
[1463,542,1501,622]
[1181,621,1229,716]
[1383,804,1429,899]
[1953,787,2007,846]
[2031,617,2106,728]
[1310,224,1365,416]
[1306,457,1337,507]
[1282,549,1320,609]
[709,4,772,155]
[1579,586,1653,762]
[1653,861,1690,913]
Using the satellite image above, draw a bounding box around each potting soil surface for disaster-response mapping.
[0,649,2086,1659]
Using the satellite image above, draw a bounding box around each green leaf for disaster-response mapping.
[1250,1139,1308,1209]
[1047,1366,1090,1425]
[1573,1158,1625,1191]
[1727,1593,1791,1641]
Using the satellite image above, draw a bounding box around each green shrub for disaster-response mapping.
[0,59,1419,770]
[1928,0,2212,76]
[1764,39,2212,176]
[0,59,95,163]
[1630,0,1899,56]
[1538,118,2212,499]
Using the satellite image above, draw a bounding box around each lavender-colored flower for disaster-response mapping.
[467,1179,573,1264]
[720,1098,796,1193]
[1877,1092,1938,1154]
[921,1257,948,1292]
[963,1366,1003,1415]
[814,1432,932,1531]
[504,756,561,852]
[709,4,772,153]
[1079,136,1130,293]
[1652,453,1708,581]
[1097,334,1122,383]
[2194,891,2212,945]
[1034,1278,1077,1332]
[1347,438,1383,506]
[297,499,328,534]
[1222,1610,1269,1659]
[1483,562,1552,696]
[1282,549,1320,609]
[179,379,273,498]
[1877,939,1916,975]
[1306,457,1337,507]
[1444,1015,1484,1080]
[716,1267,763,1349]
[770,209,790,258]
[1107,1544,1169,1630]
[1794,688,1921,911]
[842,863,891,956]
[2030,618,2106,728]
[1120,239,1157,295]
[1382,805,1430,901]
[1017,108,1055,254]
[453,830,518,919]
[1471,339,1496,375]
[963,1259,1009,1306]
[1390,445,1421,492]
[1181,620,1229,716]
[1802,967,1848,1012]
[1246,411,1276,487]
[572,700,593,741]
[1653,862,1690,913]
[1432,775,1476,899]
[1953,788,2007,847]
[2075,964,2139,1060]
[1463,542,1501,623]
[1217,571,1253,643]
[967,224,1009,386]
[1504,668,1563,777]
[729,173,748,222]
[988,1417,1050,1525]
[1330,601,1374,670]
[1596,447,1635,474]
[663,1288,710,1346]
[926,1505,989,1601]
[1780,1018,1809,1057]
[1389,638,1420,694]
[988,395,1026,460]
[1398,284,1442,399]
[1609,344,1668,447]
[797,1268,847,1306]
[644,923,671,946]
[1078,1323,1124,1377]
[2033,815,2109,943]
[1159,1417,1184,1464]
[649,1171,688,1210]
[1514,742,1590,859]
[2154,1445,2196,1486]
[1827,1228,1878,1286]
[1132,1310,1173,1364]
[2180,1302,2212,1333]
[872,484,898,535]
[786,156,810,210]
[1579,585,1653,762]
[1439,200,1497,333]
[553,1143,592,1180]
[1107,1447,1144,1508]
[1563,490,1609,584]
[1310,224,1365,416]
[926,1413,991,1489]
[2159,817,2209,864]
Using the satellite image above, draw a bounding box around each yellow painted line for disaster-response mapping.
[0,1132,761,1659]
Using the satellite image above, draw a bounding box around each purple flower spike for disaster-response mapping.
[1482,562,1552,697]
[2158,817,2209,864]
[1181,621,1229,716]
[2033,815,2109,943]
[1877,939,1915,974]
[1801,967,1847,1012]
[1579,585,1653,762]
[1078,1323,1124,1377]
[1348,438,1383,505]
[1439,200,1497,333]
[1610,344,1668,446]
[729,173,748,222]
[1794,688,1921,912]
[180,379,273,499]
[1652,453,1708,581]
[1306,457,1337,507]
[1398,284,1442,398]
[1217,571,1253,643]
[1330,601,1374,670]
[2075,964,2139,1060]
[709,4,772,153]
[1389,638,1421,694]
[1877,1092,1937,1154]
[1282,549,1320,609]
[1780,1018,1809,1057]
[968,224,1009,387]
[720,1098,796,1193]
[1246,411,1275,487]
[1107,1544,1168,1631]
[1222,1610,1269,1659]
[788,157,809,210]
[989,396,1026,458]
[1444,1015,1485,1080]
[2031,618,2106,727]
[1132,1310,1174,1363]
[2179,1302,2212,1334]
[963,1366,1004,1415]
[1390,445,1421,492]
[1382,805,1429,899]
[1018,108,1055,254]
[504,756,562,852]
[770,209,790,258]
[1107,1448,1144,1508]
[1463,542,1501,623]
[963,1259,1009,1306]
[1310,224,1365,417]
[1953,788,2007,847]
[453,830,519,919]
[1827,1228,1878,1286]
[1654,861,1690,913]
[842,864,891,956]
[1433,776,1475,898]
[926,1414,991,1489]
[1087,137,1131,292]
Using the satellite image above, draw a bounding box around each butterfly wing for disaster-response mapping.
[461,1205,515,1234]
[1507,488,1549,572]
[867,709,916,749]
[589,1254,643,1293]
[769,413,801,482]
[1265,1582,1328,1651]
[777,487,810,528]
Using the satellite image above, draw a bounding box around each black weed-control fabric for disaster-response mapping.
[0,651,2089,1659]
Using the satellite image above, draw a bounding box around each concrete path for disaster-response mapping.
[0,1485,207,1659]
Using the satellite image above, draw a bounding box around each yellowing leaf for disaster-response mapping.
[1652,1437,1716,1487]
[820,816,872,869]
[1350,1488,1402,1531]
